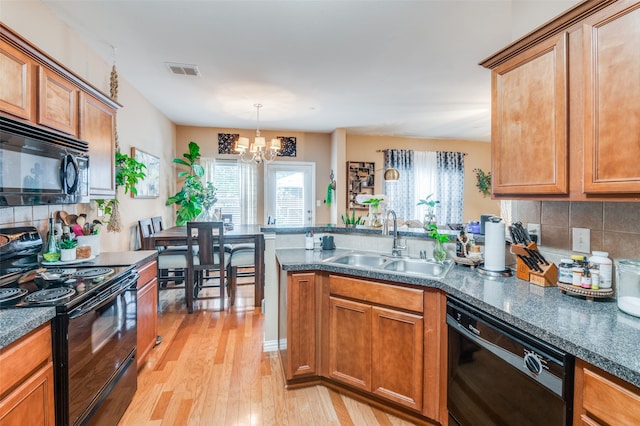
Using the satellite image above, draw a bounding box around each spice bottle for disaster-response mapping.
[590,251,612,289]
[558,259,574,284]
[581,266,592,289]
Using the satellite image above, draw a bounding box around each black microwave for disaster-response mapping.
[0,116,90,206]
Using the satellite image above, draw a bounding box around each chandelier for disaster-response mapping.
[235,104,281,164]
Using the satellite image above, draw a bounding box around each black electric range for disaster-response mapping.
[1,225,139,426]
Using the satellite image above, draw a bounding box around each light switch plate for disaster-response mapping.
[527,223,541,245]
[572,228,591,253]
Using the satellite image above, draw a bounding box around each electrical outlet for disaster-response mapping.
[527,223,541,245]
[572,228,591,253]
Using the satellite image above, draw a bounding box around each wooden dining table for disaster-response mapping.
[147,224,265,308]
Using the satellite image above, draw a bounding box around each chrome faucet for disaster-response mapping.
[384,209,406,257]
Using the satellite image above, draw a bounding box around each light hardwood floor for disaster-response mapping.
[120,281,420,425]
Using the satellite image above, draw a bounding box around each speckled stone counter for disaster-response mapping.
[276,247,640,388]
[76,250,158,268]
[0,308,55,349]
[0,251,158,350]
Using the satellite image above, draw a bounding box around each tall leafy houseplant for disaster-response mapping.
[95,151,147,233]
[166,141,217,226]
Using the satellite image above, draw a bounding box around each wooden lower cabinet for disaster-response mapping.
[137,259,158,369]
[328,295,424,412]
[0,323,55,425]
[285,272,317,379]
[328,297,372,391]
[574,358,640,425]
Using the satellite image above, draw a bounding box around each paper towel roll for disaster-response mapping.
[484,221,505,271]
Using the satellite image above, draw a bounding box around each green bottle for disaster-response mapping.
[43,216,60,262]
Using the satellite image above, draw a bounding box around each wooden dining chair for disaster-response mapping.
[151,216,164,233]
[186,221,230,313]
[226,243,255,306]
[139,218,187,290]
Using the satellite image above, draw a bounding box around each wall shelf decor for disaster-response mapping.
[346,161,375,210]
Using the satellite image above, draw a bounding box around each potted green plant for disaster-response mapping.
[95,150,147,233]
[361,196,385,227]
[166,141,217,226]
[59,238,78,261]
[427,223,450,262]
[341,209,364,228]
[418,194,440,228]
[473,168,492,197]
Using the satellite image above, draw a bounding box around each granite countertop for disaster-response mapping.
[0,307,56,349]
[277,247,640,388]
[0,250,158,350]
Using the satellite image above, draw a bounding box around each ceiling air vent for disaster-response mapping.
[165,62,201,77]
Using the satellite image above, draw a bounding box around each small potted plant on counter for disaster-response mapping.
[59,238,78,262]
[418,194,440,229]
[361,196,386,228]
[341,209,364,228]
[427,223,450,262]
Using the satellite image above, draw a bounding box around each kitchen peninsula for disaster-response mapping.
[275,227,640,424]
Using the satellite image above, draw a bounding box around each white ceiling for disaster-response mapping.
[40,0,581,142]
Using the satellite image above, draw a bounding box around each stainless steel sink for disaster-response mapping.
[383,258,453,279]
[322,252,453,280]
[323,252,394,268]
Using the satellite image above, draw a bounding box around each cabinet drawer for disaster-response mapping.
[137,259,158,288]
[329,275,423,313]
[581,365,640,425]
[0,324,52,397]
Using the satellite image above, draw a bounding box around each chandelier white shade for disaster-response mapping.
[235,104,281,163]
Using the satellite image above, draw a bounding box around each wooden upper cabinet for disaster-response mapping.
[38,66,78,136]
[0,41,34,120]
[80,91,116,197]
[582,0,640,193]
[491,33,568,195]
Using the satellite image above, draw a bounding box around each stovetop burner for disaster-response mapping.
[71,268,114,278]
[0,287,28,305]
[24,287,76,304]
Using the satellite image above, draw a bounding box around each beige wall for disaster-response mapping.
[1,2,176,252]
[175,126,333,225]
[345,134,499,223]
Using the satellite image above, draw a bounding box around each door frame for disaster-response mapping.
[264,161,316,226]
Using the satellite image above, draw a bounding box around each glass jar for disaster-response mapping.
[433,240,447,262]
[617,259,640,318]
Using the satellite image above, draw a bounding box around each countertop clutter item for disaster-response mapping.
[478,218,511,277]
[590,251,612,289]
[617,260,640,318]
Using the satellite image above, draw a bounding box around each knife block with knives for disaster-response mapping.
[511,242,558,286]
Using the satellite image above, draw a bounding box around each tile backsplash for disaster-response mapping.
[0,204,91,237]
[511,200,640,261]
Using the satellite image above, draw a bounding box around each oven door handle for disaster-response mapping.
[447,315,563,397]
[69,273,139,319]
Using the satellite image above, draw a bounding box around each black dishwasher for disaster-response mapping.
[447,296,574,426]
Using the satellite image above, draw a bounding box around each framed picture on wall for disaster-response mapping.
[131,147,160,198]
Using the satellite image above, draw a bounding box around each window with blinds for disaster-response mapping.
[213,160,242,224]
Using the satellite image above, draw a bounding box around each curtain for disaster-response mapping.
[414,151,437,221]
[383,149,414,220]
[436,151,464,224]
[239,161,257,224]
